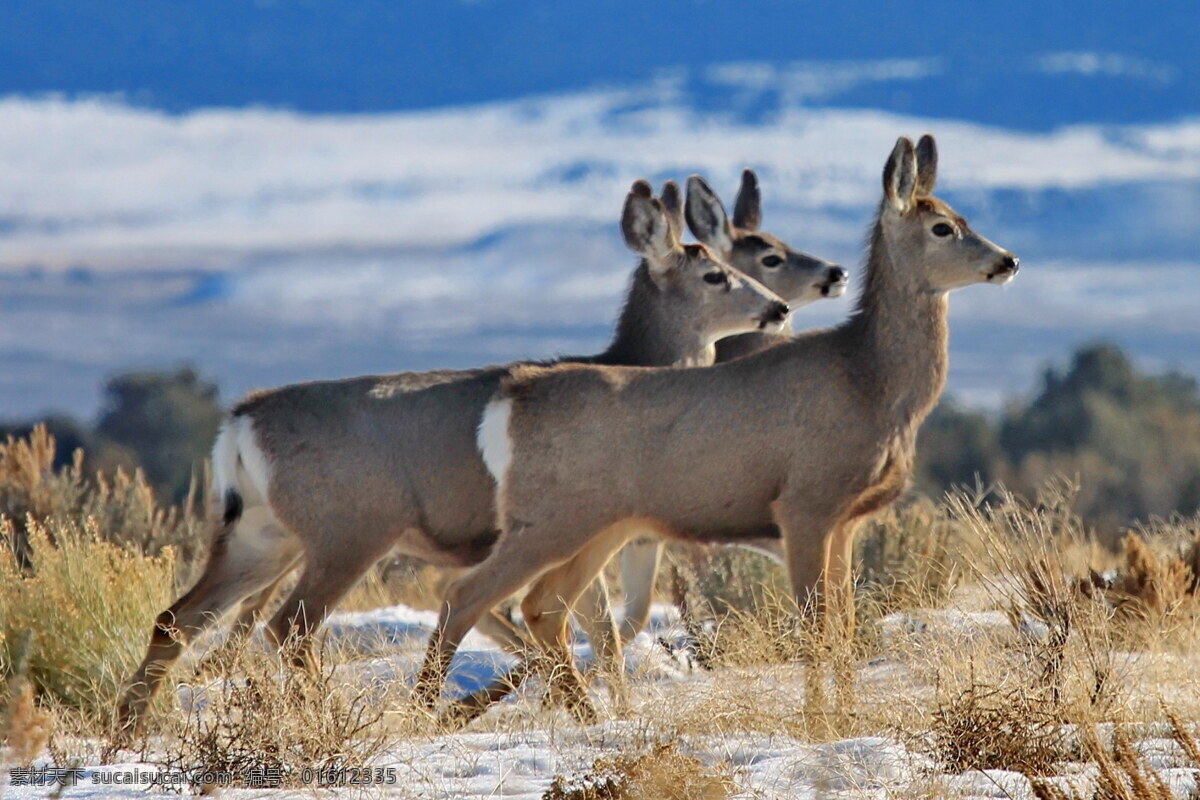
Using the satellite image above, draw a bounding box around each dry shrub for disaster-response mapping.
[1030,719,1200,800]
[949,482,1126,715]
[1097,530,1200,641]
[856,495,965,613]
[542,741,734,800]
[661,543,786,620]
[929,681,1069,775]
[2,632,55,764]
[0,426,210,724]
[679,586,812,671]
[0,516,177,720]
[161,641,389,788]
[0,425,203,566]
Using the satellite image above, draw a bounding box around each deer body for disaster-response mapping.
[415,135,1019,722]
[592,170,846,646]
[114,180,803,735]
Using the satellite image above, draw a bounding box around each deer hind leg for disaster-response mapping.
[473,608,532,654]
[116,507,301,736]
[574,577,616,671]
[615,538,663,642]
[413,520,583,719]
[263,536,398,671]
[193,557,301,678]
[820,518,862,645]
[518,522,642,721]
[573,537,659,681]
[821,517,863,733]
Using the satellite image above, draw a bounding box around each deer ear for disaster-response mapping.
[659,180,685,241]
[915,134,938,195]
[883,137,918,213]
[732,168,762,231]
[622,180,677,268]
[685,175,734,256]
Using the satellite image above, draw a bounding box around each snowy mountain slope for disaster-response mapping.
[0,83,1197,416]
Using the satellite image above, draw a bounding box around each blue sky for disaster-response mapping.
[0,2,1197,416]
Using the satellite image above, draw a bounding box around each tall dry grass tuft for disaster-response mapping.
[856,495,965,614]
[0,424,203,564]
[161,640,390,788]
[0,426,199,725]
[2,631,55,764]
[0,517,177,721]
[947,482,1126,713]
[542,741,734,800]
[1029,719,1200,800]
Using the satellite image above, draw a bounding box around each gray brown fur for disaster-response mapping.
[415,135,1020,721]
[595,168,847,645]
[686,169,848,363]
[114,180,789,735]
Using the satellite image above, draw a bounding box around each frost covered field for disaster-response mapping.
[7,484,1200,800]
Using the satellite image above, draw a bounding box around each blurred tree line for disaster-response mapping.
[3,344,1199,538]
[0,368,221,504]
[915,343,1200,539]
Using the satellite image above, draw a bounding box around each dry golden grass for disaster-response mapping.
[1030,718,1200,800]
[542,741,734,800]
[8,422,1200,798]
[159,639,393,789]
[2,632,55,764]
[0,517,177,723]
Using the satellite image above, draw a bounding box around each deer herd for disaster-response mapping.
[117,134,1019,735]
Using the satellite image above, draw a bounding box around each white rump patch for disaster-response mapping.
[211,420,240,501]
[212,415,273,508]
[477,398,513,486]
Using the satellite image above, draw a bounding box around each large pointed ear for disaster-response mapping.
[883,137,918,213]
[685,175,734,256]
[732,168,762,231]
[622,179,678,268]
[659,180,685,241]
[915,134,937,196]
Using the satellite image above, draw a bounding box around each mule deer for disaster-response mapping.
[415,134,1019,722]
[114,179,795,735]
[581,170,847,651]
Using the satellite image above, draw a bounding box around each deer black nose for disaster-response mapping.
[1002,255,1019,273]
[829,266,848,283]
[766,301,790,323]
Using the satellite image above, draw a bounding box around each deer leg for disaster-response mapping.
[820,518,862,645]
[116,507,300,737]
[264,539,396,670]
[821,517,862,734]
[193,558,300,677]
[615,538,663,642]
[518,527,634,722]
[574,576,617,670]
[413,523,584,717]
[473,607,533,654]
[771,498,843,621]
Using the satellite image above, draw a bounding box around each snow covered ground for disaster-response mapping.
[6,600,1200,799]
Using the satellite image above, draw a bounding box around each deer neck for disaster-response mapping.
[850,217,950,433]
[593,263,717,367]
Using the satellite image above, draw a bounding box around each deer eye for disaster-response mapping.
[703,271,728,286]
[761,255,784,268]
[931,222,954,238]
